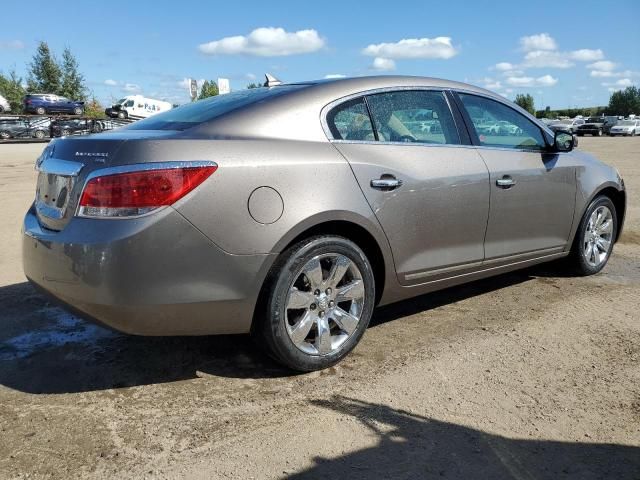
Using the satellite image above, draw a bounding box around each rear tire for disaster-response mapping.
[567,195,617,276]
[597,129,602,137]
[61,129,71,136]
[255,235,375,371]
[73,107,83,116]
[34,130,45,139]
[0,131,11,139]
[36,107,46,115]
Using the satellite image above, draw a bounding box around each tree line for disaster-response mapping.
[514,88,640,119]
[0,41,88,113]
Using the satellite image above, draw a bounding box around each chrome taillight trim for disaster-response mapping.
[75,160,218,219]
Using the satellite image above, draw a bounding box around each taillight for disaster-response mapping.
[78,164,217,218]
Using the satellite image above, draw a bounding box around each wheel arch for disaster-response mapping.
[277,219,388,305]
[250,216,393,335]
[571,183,626,247]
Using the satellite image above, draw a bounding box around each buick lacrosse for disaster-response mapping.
[23,76,626,371]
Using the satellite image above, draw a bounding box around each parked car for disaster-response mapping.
[105,95,172,119]
[23,76,626,371]
[0,118,49,139]
[0,94,11,113]
[576,117,608,137]
[549,118,585,133]
[603,116,622,135]
[609,119,640,136]
[50,118,104,137]
[23,94,84,115]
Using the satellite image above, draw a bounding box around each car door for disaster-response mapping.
[455,92,576,261]
[327,90,490,285]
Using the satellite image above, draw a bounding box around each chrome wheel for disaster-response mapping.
[582,205,613,268]
[285,253,365,356]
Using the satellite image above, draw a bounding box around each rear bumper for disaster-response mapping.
[22,205,275,335]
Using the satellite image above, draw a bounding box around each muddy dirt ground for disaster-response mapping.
[0,138,639,479]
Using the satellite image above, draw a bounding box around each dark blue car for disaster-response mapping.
[23,94,84,115]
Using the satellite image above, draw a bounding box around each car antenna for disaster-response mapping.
[264,73,282,87]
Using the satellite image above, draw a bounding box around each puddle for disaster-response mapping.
[0,307,118,361]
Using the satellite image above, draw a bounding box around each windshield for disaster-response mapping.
[127,85,308,131]
[619,120,636,126]
[586,117,602,122]
[115,98,127,105]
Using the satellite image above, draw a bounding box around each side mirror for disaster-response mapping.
[554,130,575,152]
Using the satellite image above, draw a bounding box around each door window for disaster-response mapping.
[327,98,375,141]
[458,93,546,151]
[366,90,460,145]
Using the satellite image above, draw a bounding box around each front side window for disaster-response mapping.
[458,93,546,151]
[327,98,375,141]
[124,100,134,107]
[366,90,460,145]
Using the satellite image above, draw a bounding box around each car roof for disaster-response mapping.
[193,75,511,142]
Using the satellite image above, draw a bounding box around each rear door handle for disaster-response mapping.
[371,176,403,190]
[496,176,516,188]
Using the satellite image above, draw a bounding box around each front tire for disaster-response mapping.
[117,111,126,119]
[568,196,617,276]
[34,130,46,139]
[35,107,46,115]
[255,236,375,371]
[73,107,83,116]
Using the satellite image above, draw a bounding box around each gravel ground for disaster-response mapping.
[0,138,638,479]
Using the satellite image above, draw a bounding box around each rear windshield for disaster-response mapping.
[127,85,307,131]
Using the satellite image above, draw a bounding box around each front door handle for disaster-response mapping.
[371,176,403,190]
[496,176,516,189]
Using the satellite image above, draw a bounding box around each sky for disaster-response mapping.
[1,0,638,109]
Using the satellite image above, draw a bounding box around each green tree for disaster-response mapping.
[60,47,86,100]
[0,69,26,112]
[246,82,261,89]
[27,41,62,94]
[83,95,105,119]
[197,80,219,100]
[607,86,640,117]
[514,93,535,115]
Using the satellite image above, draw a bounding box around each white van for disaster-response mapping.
[0,94,11,113]
[105,95,172,120]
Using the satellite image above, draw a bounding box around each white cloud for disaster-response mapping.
[587,60,617,72]
[494,62,515,71]
[590,70,617,78]
[520,33,557,52]
[245,73,257,80]
[569,49,604,62]
[198,27,325,56]
[104,79,118,86]
[324,74,346,79]
[522,50,574,68]
[122,83,141,93]
[371,57,396,71]
[362,36,458,59]
[536,74,558,86]
[482,77,502,90]
[506,74,558,87]
[602,78,634,88]
[0,40,25,50]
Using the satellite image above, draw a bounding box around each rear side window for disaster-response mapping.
[458,93,546,151]
[327,98,375,141]
[366,90,460,145]
[127,85,307,131]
